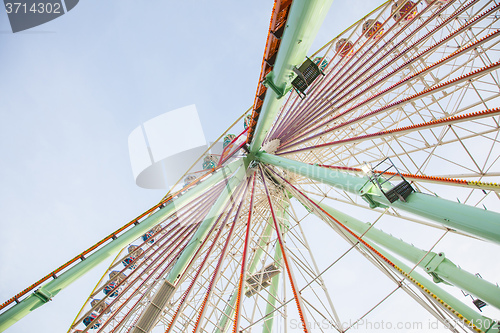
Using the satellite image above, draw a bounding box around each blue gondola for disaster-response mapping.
[141,230,155,244]
[122,256,136,269]
[83,312,102,329]
[103,281,119,297]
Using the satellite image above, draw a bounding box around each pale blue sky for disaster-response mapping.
[4,1,496,332]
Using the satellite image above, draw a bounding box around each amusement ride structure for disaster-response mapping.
[1,0,500,332]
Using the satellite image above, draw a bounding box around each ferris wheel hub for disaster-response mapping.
[262,139,281,154]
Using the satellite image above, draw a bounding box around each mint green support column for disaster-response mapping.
[216,293,238,333]
[216,198,289,333]
[215,217,276,333]
[257,152,500,244]
[302,200,495,328]
[214,218,274,333]
[263,205,288,333]
[249,0,335,152]
[263,244,283,333]
[248,217,275,274]
[0,159,244,332]
[317,201,500,310]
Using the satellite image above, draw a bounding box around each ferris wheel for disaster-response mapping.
[1,0,500,332]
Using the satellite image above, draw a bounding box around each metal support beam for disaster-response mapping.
[260,166,311,332]
[249,0,335,152]
[263,207,287,333]
[215,293,237,333]
[317,201,500,310]
[0,159,244,332]
[215,210,283,333]
[215,194,290,333]
[263,243,283,333]
[257,152,500,244]
[248,217,275,275]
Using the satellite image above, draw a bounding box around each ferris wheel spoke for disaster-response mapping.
[291,144,498,206]
[274,0,462,142]
[282,108,500,159]
[229,173,256,333]
[161,179,253,333]
[324,123,498,183]
[320,164,500,196]
[259,165,312,332]
[165,195,246,332]
[277,63,499,162]
[274,1,468,139]
[278,45,500,154]
[285,196,344,330]
[186,178,263,333]
[280,32,498,149]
